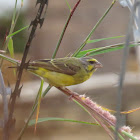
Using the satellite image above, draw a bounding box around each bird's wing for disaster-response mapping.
[29,59,81,75]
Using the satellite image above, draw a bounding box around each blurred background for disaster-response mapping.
[0,0,140,140]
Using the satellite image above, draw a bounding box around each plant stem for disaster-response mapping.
[115,1,134,140]
[57,87,114,139]
[52,0,81,58]
[72,0,117,57]
[5,1,49,140]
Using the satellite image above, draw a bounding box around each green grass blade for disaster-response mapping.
[7,25,29,38]
[42,85,51,97]
[122,131,138,140]
[0,54,19,64]
[8,38,15,74]
[76,43,138,58]
[73,99,114,138]
[28,117,98,126]
[111,126,125,140]
[87,35,124,44]
[12,0,18,25]
[8,38,14,58]
[35,79,44,130]
[65,0,71,11]
[72,0,117,57]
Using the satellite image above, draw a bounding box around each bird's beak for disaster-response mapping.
[95,61,103,68]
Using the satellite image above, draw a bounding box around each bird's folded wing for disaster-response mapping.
[29,59,81,75]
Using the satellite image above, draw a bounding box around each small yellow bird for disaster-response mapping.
[0,54,102,87]
[28,57,102,87]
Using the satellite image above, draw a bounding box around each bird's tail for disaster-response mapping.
[0,54,40,72]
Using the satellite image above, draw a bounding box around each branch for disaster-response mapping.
[57,87,115,139]
[4,1,49,139]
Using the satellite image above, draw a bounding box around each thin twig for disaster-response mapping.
[52,0,81,58]
[57,87,115,126]
[4,1,49,140]
[57,87,116,139]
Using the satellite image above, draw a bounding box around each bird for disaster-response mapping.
[28,57,102,87]
[0,54,102,87]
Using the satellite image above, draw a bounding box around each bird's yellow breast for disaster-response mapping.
[30,67,94,87]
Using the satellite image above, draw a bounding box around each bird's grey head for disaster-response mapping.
[80,57,103,72]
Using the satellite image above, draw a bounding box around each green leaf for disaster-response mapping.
[111,126,125,140]
[65,0,71,11]
[12,0,18,24]
[122,131,138,140]
[28,117,98,126]
[35,79,44,130]
[8,38,14,58]
[87,35,124,44]
[76,43,138,58]
[42,85,51,97]
[7,25,29,38]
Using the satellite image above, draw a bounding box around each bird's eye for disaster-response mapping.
[89,61,95,64]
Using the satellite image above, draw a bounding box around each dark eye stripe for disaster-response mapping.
[89,61,95,64]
